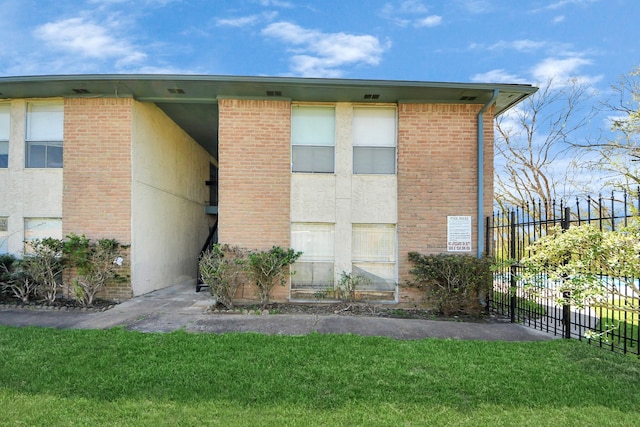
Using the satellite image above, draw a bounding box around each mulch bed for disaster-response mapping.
[0,295,117,312]
[209,301,502,323]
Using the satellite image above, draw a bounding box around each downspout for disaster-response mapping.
[477,89,499,258]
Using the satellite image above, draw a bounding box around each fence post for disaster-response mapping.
[562,207,572,339]
[510,210,517,323]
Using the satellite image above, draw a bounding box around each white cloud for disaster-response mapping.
[398,0,429,13]
[553,15,565,23]
[455,0,492,14]
[531,56,601,86]
[471,69,529,84]
[473,55,602,87]
[88,0,177,5]
[536,0,599,11]
[489,39,547,52]
[381,1,442,28]
[415,15,442,27]
[33,17,146,67]
[216,15,261,27]
[262,22,390,77]
[255,0,294,7]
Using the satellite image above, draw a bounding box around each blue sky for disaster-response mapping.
[0,0,637,88]
[1,0,638,195]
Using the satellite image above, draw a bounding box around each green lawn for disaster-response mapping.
[1,327,640,426]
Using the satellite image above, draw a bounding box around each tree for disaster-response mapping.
[573,66,640,190]
[495,78,597,214]
[519,222,640,313]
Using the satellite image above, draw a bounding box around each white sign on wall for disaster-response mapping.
[447,216,472,252]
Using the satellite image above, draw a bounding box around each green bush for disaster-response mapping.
[246,246,301,308]
[0,253,17,293]
[199,244,248,309]
[63,234,126,307]
[407,252,492,316]
[336,271,371,302]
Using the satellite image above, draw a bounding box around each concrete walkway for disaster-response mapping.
[0,282,555,341]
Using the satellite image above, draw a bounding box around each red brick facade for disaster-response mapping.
[62,97,133,300]
[217,99,291,249]
[217,99,293,301]
[397,103,494,302]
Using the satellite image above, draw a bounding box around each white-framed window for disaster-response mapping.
[0,104,9,168]
[352,107,397,174]
[291,223,335,290]
[26,102,63,168]
[24,218,62,253]
[0,217,8,254]
[291,106,335,173]
[352,224,396,290]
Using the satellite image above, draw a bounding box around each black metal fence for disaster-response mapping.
[487,190,640,356]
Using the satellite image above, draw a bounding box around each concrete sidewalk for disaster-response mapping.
[0,282,556,341]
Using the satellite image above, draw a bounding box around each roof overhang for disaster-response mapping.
[0,74,537,156]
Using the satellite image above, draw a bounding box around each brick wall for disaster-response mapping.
[218,99,292,301]
[62,97,133,300]
[397,103,494,304]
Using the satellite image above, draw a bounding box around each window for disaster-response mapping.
[24,218,62,253]
[291,106,335,173]
[291,223,335,290]
[26,103,63,168]
[352,224,396,290]
[0,217,7,254]
[353,107,396,174]
[0,104,9,168]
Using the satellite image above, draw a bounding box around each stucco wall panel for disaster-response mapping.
[22,171,63,216]
[350,175,397,224]
[131,101,213,296]
[290,174,336,222]
[1,99,62,256]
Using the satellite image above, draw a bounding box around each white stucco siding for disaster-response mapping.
[131,101,214,295]
[290,103,398,288]
[0,99,62,256]
[290,174,336,222]
[350,175,397,223]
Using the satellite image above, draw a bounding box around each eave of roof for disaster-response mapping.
[0,74,537,155]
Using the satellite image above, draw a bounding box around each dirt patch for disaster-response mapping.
[210,301,501,323]
[0,295,117,312]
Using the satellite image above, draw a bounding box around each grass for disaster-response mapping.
[1,327,640,426]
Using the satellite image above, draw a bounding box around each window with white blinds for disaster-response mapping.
[291,106,335,173]
[352,224,396,290]
[0,104,9,168]
[26,103,63,168]
[291,223,335,289]
[352,107,396,174]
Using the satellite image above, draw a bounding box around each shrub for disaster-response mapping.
[407,252,492,316]
[336,271,371,302]
[199,244,247,309]
[25,238,65,304]
[246,246,302,308]
[63,234,126,307]
[0,254,17,296]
